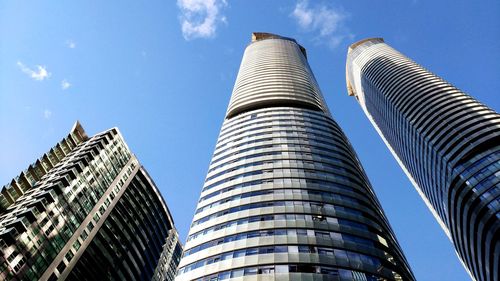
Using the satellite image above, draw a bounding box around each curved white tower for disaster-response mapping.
[176,33,415,281]
[346,38,500,281]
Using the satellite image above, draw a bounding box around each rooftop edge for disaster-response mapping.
[348,37,385,53]
[251,32,307,59]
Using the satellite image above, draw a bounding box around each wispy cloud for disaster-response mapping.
[43,109,52,119]
[177,0,228,40]
[61,79,71,90]
[17,61,51,81]
[291,0,353,49]
[66,40,76,49]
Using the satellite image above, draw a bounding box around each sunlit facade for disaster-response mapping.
[153,230,183,281]
[176,33,415,281]
[346,38,500,281]
[0,121,181,280]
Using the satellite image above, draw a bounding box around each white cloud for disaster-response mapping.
[61,79,71,90]
[291,0,353,49]
[292,1,313,28]
[43,109,52,119]
[17,61,51,81]
[66,40,76,49]
[177,0,228,40]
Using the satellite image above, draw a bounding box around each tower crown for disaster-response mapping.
[226,32,326,118]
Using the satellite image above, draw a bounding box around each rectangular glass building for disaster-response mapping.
[0,121,181,281]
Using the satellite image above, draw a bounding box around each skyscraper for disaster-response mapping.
[346,38,499,281]
[176,33,414,281]
[0,121,181,281]
[153,230,183,281]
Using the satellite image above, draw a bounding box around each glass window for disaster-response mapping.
[73,240,81,251]
[274,246,288,253]
[334,249,348,260]
[318,248,334,256]
[298,245,315,253]
[259,247,274,254]
[320,267,339,275]
[259,266,275,274]
[312,215,326,222]
[244,268,258,276]
[246,248,258,256]
[297,264,316,273]
[331,232,342,240]
[65,251,74,262]
[296,229,307,236]
[348,252,362,267]
[233,250,245,258]
[220,250,233,260]
[315,231,330,238]
[218,271,231,280]
[247,232,260,238]
[57,261,66,273]
[231,269,244,278]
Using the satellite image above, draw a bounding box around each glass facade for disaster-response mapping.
[153,230,183,281]
[346,38,500,281]
[0,121,182,281]
[176,33,414,281]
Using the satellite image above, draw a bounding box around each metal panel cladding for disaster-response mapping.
[176,33,415,281]
[346,38,500,281]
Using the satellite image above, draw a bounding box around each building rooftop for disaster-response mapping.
[347,37,385,54]
[251,32,307,59]
[0,121,88,213]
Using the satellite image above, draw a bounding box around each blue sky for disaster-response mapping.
[1,1,498,280]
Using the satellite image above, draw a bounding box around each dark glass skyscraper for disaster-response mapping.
[0,121,181,280]
[176,33,414,281]
[346,38,500,281]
